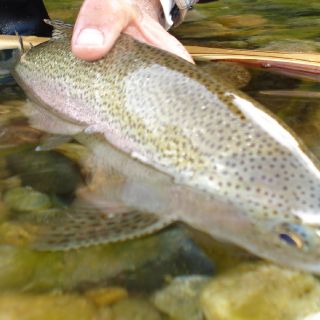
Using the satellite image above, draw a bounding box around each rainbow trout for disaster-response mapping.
[12,21,320,273]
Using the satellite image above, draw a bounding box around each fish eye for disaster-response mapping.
[276,222,310,250]
[279,232,303,248]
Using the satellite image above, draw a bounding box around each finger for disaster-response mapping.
[125,15,194,63]
[72,0,136,61]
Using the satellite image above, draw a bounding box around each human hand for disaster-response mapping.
[71,0,193,63]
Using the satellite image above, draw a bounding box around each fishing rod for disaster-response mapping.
[0,35,49,50]
[2,34,320,76]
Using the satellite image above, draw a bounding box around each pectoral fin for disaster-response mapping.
[27,131,175,251]
[31,200,172,251]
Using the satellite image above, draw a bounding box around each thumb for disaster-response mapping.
[72,0,137,61]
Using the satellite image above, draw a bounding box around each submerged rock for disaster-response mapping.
[173,20,232,39]
[304,313,320,320]
[0,201,9,224]
[216,14,268,28]
[3,186,52,212]
[7,150,82,195]
[189,229,257,273]
[0,293,96,320]
[200,263,320,320]
[261,39,320,53]
[109,226,215,292]
[152,275,210,320]
[102,298,163,320]
[0,246,38,290]
[0,99,25,125]
[84,287,128,307]
[0,124,42,146]
[0,222,38,247]
[1,175,22,191]
[0,226,214,292]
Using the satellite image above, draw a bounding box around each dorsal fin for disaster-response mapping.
[44,19,73,40]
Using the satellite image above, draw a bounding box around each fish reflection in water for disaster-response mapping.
[11,20,320,273]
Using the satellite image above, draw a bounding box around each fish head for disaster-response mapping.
[228,167,320,273]
[244,213,320,272]
[197,151,320,274]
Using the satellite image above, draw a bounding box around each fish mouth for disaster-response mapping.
[238,222,320,274]
[269,255,320,274]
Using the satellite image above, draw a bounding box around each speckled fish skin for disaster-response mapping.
[12,22,320,273]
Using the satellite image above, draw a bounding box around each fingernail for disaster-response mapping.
[75,28,104,46]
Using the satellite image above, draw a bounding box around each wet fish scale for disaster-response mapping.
[12,21,320,273]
